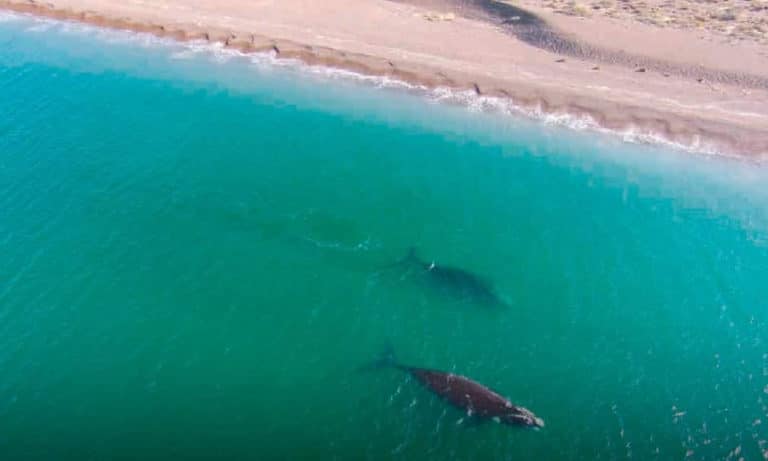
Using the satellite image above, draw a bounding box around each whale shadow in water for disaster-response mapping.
[386,247,508,308]
[360,345,544,428]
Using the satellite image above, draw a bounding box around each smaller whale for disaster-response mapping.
[362,347,544,428]
[393,248,505,307]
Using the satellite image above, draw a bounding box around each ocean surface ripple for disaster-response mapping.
[1,12,768,461]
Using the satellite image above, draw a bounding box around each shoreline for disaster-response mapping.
[3,0,768,159]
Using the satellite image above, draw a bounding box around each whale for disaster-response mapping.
[393,248,505,307]
[363,347,544,428]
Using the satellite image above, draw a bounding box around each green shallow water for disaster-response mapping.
[2,13,768,460]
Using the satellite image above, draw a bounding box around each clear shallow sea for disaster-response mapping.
[2,12,768,461]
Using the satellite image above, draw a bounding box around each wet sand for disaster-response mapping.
[2,0,768,157]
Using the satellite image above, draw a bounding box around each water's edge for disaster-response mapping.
[1,0,766,160]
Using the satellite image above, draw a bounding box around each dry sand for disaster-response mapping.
[516,0,768,46]
[2,0,768,157]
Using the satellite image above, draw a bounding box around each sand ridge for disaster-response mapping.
[2,0,768,158]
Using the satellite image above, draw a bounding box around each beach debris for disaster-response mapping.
[712,8,738,22]
[591,65,600,70]
[563,2,592,17]
[635,67,646,72]
[423,12,456,22]
[555,58,566,62]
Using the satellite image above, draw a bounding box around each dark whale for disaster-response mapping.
[394,248,505,307]
[364,348,544,428]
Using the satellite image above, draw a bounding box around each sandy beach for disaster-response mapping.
[3,0,768,157]
[516,0,768,46]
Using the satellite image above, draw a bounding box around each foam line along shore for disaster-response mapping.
[3,0,767,158]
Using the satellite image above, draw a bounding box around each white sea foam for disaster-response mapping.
[425,87,745,160]
[24,21,53,33]
[1,9,761,161]
[0,10,22,22]
[303,63,422,91]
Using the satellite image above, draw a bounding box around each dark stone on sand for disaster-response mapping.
[225,35,255,51]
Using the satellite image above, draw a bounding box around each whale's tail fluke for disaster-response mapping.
[357,343,398,373]
[404,246,418,263]
[377,247,421,272]
[394,246,420,266]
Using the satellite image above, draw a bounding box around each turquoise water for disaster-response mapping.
[2,13,768,460]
